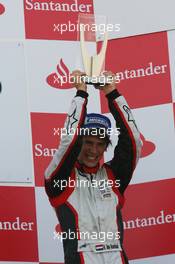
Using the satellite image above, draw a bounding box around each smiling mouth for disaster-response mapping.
[87,155,97,161]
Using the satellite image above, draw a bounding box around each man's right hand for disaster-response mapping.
[70,70,87,92]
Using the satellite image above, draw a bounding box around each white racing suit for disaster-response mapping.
[45,89,142,264]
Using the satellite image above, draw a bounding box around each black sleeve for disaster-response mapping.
[105,89,142,194]
[44,91,88,206]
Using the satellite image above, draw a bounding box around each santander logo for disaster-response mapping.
[0,3,5,15]
[46,58,73,89]
[140,133,156,158]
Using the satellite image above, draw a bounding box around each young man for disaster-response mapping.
[45,70,142,264]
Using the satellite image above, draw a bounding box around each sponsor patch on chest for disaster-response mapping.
[94,243,121,253]
[98,180,112,200]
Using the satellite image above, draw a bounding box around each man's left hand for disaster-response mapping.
[100,71,116,95]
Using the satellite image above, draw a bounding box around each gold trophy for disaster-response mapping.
[78,14,110,88]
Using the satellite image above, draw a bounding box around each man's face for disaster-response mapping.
[78,135,107,167]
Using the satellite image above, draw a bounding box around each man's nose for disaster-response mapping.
[90,144,98,154]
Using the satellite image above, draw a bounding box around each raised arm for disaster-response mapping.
[102,72,142,194]
[45,71,88,207]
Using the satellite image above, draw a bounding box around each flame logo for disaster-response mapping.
[0,3,5,15]
[46,58,73,89]
[140,133,156,158]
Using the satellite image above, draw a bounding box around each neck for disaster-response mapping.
[76,160,99,174]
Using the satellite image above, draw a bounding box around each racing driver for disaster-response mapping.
[44,70,142,264]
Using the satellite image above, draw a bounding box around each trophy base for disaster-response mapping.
[81,75,112,88]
